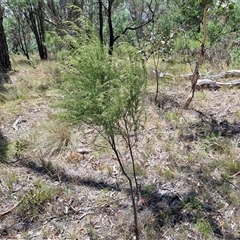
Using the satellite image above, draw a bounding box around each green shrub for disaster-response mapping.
[57,32,147,239]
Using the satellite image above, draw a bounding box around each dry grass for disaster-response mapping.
[0,55,240,239]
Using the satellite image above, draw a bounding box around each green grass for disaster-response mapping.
[196,218,213,238]
[18,180,62,220]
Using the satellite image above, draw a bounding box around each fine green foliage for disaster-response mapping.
[1,50,240,238]
[57,33,147,239]
[59,39,147,135]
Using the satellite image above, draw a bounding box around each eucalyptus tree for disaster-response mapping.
[0,4,11,72]
[5,0,48,60]
[23,0,48,59]
[183,0,213,109]
[208,0,240,65]
[127,0,157,45]
[5,1,32,59]
[41,0,66,28]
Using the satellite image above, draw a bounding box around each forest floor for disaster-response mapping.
[0,56,240,240]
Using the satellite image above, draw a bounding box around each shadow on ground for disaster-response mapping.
[139,182,238,239]
[18,157,121,192]
[0,71,10,85]
[5,156,239,239]
[148,92,181,110]
[180,111,240,141]
[0,130,9,162]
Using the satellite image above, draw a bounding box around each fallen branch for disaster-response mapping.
[181,70,240,80]
[196,79,220,90]
[230,171,240,178]
[68,204,94,220]
[79,211,95,220]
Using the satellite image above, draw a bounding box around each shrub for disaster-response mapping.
[57,32,147,239]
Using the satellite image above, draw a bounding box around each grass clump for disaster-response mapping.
[28,120,71,158]
[196,218,213,238]
[18,180,62,220]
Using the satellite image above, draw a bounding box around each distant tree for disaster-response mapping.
[0,5,11,72]
[5,2,32,60]
[184,0,212,109]
[6,0,48,60]
[98,0,156,54]
[24,0,48,59]
[137,2,178,103]
[128,0,157,45]
[98,0,103,44]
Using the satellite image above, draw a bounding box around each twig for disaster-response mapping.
[230,171,240,178]
[0,200,22,220]
[130,126,157,137]
[221,174,240,189]
[12,117,20,130]
[79,211,95,220]
[68,197,126,214]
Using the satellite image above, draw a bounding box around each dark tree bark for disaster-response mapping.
[0,6,11,72]
[98,0,103,45]
[106,0,154,55]
[107,0,114,55]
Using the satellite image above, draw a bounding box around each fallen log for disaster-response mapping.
[229,79,240,88]
[209,70,240,79]
[181,70,240,81]
[196,78,240,90]
[196,79,220,90]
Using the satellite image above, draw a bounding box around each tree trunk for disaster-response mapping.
[98,0,103,45]
[24,1,48,60]
[0,6,11,72]
[107,0,114,55]
[183,4,209,109]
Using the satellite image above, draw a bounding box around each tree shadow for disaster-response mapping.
[154,93,181,110]
[156,94,180,110]
[180,111,240,141]
[0,71,10,85]
[0,130,9,162]
[18,157,121,192]
[138,183,229,238]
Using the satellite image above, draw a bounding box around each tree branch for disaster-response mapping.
[113,2,155,43]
